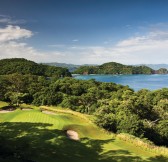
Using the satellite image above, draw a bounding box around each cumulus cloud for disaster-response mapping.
[0,25,35,60]
[0,25,64,62]
[117,31,168,47]
[62,30,168,64]
[1,24,168,64]
[110,30,168,64]
[0,41,65,63]
[0,25,33,42]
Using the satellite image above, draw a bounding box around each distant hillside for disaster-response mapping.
[135,64,168,70]
[43,62,80,72]
[74,62,168,74]
[43,62,98,72]
[0,58,71,77]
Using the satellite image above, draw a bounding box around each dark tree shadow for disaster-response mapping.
[100,150,142,162]
[0,122,167,162]
[147,155,168,162]
[0,105,17,111]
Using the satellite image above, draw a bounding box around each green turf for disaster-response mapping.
[0,107,167,162]
[0,101,8,109]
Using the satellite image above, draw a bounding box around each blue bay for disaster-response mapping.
[74,74,168,91]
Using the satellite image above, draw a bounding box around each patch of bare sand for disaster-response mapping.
[42,110,56,115]
[66,130,79,140]
[22,108,32,111]
[0,110,13,113]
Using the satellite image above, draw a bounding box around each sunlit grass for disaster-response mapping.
[0,101,8,109]
[0,103,167,162]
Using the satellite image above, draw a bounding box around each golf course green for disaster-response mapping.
[0,102,167,162]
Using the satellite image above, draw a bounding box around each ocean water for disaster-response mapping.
[74,74,168,91]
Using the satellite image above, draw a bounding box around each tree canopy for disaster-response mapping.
[0,58,71,77]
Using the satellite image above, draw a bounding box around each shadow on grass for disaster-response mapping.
[0,122,167,162]
[1,105,17,111]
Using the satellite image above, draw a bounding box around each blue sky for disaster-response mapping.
[0,0,168,64]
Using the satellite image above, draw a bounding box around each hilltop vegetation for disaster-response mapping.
[0,58,71,77]
[73,62,168,74]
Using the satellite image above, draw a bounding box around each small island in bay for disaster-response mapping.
[73,62,168,75]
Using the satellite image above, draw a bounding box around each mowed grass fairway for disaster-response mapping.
[0,101,8,109]
[0,106,167,162]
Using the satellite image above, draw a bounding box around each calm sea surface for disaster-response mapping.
[74,74,168,91]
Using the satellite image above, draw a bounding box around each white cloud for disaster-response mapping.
[0,15,26,24]
[0,18,10,23]
[110,30,168,64]
[0,18,26,24]
[117,31,168,47]
[62,30,168,64]
[72,39,79,42]
[1,25,168,65]
[0,25,64,63]
[0,25,33,42]
[0,41,65,63]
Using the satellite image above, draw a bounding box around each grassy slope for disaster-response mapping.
[0,105,167,162]
[0,101,8,109]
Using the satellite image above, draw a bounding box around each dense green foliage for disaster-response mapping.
[0,58,71,77]
[95,89,168,146]
[0,73,168,147]
[73,62,162,74]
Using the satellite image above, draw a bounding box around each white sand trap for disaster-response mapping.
[22,108,32,111]
[0,110,13,113]
[66,130,79,141]
[42,110,56,115]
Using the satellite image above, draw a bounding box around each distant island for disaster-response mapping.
[73,62,168,75]
[135,64,168,70]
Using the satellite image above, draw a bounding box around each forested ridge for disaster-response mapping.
[0,58,71,77]
[74,62,168,74]
[0,72,168,147]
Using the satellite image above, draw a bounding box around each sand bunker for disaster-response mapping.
[0,110,13,113]
[22,108,32,111]
[66,130,79,140]
[42,110,56,115]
